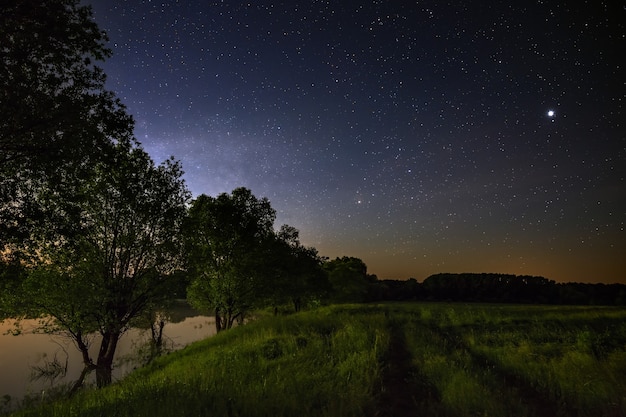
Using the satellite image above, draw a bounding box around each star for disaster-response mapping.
[547,110,555,117]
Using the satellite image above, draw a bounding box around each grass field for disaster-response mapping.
[5,303,626,417]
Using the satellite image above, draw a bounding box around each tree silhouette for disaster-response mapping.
[325,256,372,303]
[8,140,189,389]
[269,225,330,312]
[1,0,134,245]
[184,188,277,332]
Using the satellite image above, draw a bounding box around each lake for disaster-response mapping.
[0,301,214,406]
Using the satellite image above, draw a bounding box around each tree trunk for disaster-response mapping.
[293,297,302,312]
[69,364,95,397]
[95,364,112,387]
[73,330,94,369]
[150,319,165,355]
[95,330,121,387]
[225,308,235,330]
[215,307,223,333]
[67,330,96,396]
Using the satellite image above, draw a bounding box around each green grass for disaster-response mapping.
[6,303,626,417]
[400,303,626,416]
[7,306,389,417]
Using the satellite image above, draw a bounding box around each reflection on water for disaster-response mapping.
[0,302,214,403]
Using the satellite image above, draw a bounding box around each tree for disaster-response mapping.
[0,0,133,244]
[270,225,329,312]
[184,188,277,332]
[0,0,190,390]
[11,140,189,388]
[324,257,372,303]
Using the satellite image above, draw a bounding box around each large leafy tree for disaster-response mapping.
[0,0,191,390]
[184,188,277,332]
[269,225,330,312]
[13,141,190,388]
[324,256,374,303]
[0,0,133,243]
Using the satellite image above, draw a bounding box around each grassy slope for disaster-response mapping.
[8,305,389,417]
[7,303,626,417]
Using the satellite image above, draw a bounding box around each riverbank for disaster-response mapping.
[5,303,626,416]
[0,301,213,407]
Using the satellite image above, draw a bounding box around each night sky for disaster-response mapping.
[88,1,625,284]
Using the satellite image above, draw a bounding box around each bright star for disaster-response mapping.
[547,110,555,117]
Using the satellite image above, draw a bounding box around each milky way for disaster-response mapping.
[89,1,625,283]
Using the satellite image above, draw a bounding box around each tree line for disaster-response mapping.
[367,274,626,306]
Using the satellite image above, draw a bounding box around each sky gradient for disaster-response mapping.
[88,1,625,284]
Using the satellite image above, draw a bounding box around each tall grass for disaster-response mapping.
[370,303,626,417]
[399,314,533,416]
[6,303,626,417]
[456,305,626,416]
[8,306,389,417]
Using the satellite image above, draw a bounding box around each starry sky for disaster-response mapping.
[87,0,625,284]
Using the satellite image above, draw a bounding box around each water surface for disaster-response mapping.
[0,303,214,404]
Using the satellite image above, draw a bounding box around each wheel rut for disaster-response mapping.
[429,324,576,417]
[374,320,576,417]
[373,321,430,417]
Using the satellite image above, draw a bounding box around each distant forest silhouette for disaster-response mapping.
[368,273,626,305]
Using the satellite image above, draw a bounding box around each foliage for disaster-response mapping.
[0,0,192,390]
[324,257,374,303]
[0,0,134,245]
[0,251,27,320]
[267,225,330,312]
[184,189,329,329]
[7,140,189,388]
[184,188,277,331]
